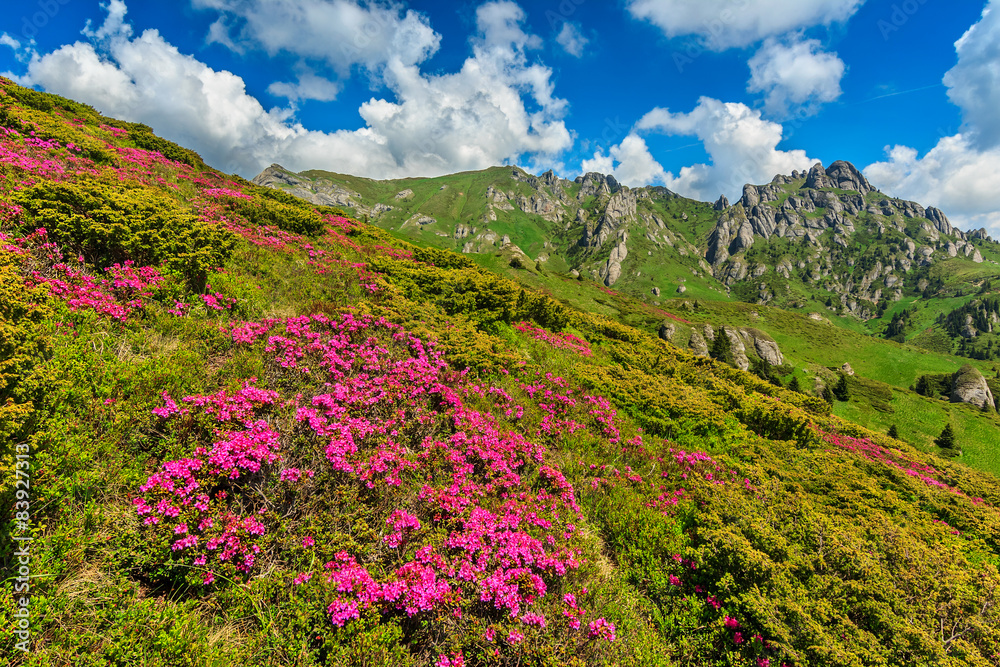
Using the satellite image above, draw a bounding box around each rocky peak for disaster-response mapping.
[510,166,540,189]
[714,195,730,211]
[586,189,637,249]
[252,164,361,209]
[575,172,622,199]
[804,161,872,195]
[925,206,956,237]
[824,161,873,195]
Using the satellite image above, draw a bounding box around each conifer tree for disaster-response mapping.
[787,375,802,393]
[935,423,959,455]
[887,424,899,439]
[710,327,734,366]
[833,372,850,401]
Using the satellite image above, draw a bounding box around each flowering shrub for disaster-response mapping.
[24,245,164,322]
[7,78,1000,667]
[818,428,987,504]
[515,321,592,357]
[137,313,616,657]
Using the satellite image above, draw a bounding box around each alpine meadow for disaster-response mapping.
[3,67,1000,666]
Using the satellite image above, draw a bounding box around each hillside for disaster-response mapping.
[255,163,1000,477]
[3,79,1000,666]
[254,161,1000,352]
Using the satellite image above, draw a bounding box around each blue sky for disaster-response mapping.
[2,0,1000,231]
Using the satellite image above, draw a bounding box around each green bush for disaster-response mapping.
[13,180,235,288]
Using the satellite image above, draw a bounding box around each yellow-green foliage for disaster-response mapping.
[371,253,571,332]
[0,250,51,441]
[226,192,326,235]
[5,78,1000,667]
[12,180,235,286]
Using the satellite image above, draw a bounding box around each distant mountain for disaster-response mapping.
[255,161,1000,356]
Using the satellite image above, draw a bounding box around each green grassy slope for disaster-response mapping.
[3,80,1000,666]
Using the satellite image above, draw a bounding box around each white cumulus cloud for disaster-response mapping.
[580,133,666,186]
[23,0,571,180]
[556,22,588,57]
[942,2,1000,148]
[267,66,341,103]
[638,97,814,201]
[863,2,1000,234]
[626,0,864,49]
[747,35,845,118]
[193,0,441,73]
[581,97,815,201]
[865,136,1000,232]
[1,33,22,52]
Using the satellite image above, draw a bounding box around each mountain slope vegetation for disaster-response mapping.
[258,160,1000,478]
[2,80,1000,666]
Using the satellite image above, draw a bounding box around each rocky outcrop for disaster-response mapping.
[713,195,730,211]
[585,190,637,249]
[688,330,709,357]
[951,365,995,410]
[574,172,620,199]
[722,328,749,372]
[252,164,362,209]
[823,161,873,195]
[454,224,476,239]
[600,235,629,286]
[658,322,675,342]
[743,328,784,366]
[401,214,436,228]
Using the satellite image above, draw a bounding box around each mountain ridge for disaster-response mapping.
[253,160,999,313]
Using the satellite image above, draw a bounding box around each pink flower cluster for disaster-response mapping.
[202,187,253,200]
[136,381,285,575]
[514,321,592,357]
[28,257,164,322]
[0,127,96,180]
[202,292,238,311]
[139,313,611,649]
[818,429,986,504]
[384,510,421,548]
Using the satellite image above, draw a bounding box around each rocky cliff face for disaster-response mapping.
[253,164,365,210]
[703,160,989,318]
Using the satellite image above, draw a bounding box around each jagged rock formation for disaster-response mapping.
[740,328,784,366]
[584,189,637,249]
[253,161,996,327]
[703,160,990,318]
[951,365,995,410]
[600,234,629,286]
[723,328,750,372]
[253,164,363,209]
[688,330,709,356]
